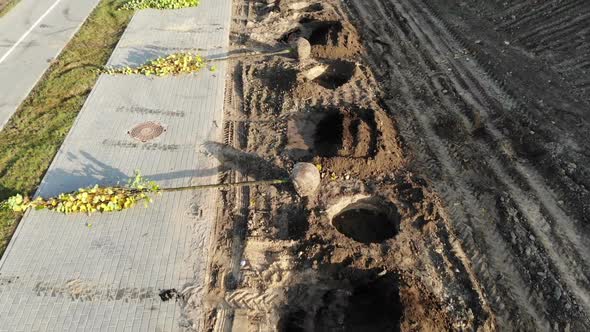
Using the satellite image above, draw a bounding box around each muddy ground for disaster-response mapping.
[194,0,590,331]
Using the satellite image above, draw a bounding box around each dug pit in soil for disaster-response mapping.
[328,274,402,331]
[314,111,344,157]
[279,28,302,44]
[308,21,343,46]
[303,3,324,12]
[331,198,400,244]
[279,271,402,332]
[278,19,360,59]
[287,107,378,159]
[313,60,356,89]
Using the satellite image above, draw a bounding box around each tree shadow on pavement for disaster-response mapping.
[39,150,221,197]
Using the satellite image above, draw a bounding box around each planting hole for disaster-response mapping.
[279,28,302,44]
[304,3,324,12]
[331,198,400,244]
[313,274,402,331]
[288,107,378,159]
[343,275,402,331]
[314,111,343,157]
[314,60,356,89]
[279,309,306,332]
[309,21,343,46]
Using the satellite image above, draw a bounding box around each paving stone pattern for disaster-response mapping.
[0,2,231,331]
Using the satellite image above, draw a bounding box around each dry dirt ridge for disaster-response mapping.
[186,0,590,331]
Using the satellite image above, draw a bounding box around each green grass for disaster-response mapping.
[0,0,21,17]
[0,0,133,257]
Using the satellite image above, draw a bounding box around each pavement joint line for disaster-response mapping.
[0,0,64,64]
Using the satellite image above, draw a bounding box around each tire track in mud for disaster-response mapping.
[204,1,258,330]
[346,1,545,325]
[345,0,590,329]
[483,0,590,96]
[497,0,586,32]
[421,1,590,231]
[407,0,590,280]
[418,0,590,262]
[407,0,590,291]
[225,288,280,311]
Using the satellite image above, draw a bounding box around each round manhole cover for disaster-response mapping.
[128,121,165,142]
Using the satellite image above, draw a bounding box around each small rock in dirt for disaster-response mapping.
[291,162,321,197]
[295,37,311,61]
[475,40,482,44]
[301,63,328,81]
[288,2,310,11]
[554,287,562,300]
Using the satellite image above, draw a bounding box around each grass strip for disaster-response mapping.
[0,0,133,257]
[0,0,21,18]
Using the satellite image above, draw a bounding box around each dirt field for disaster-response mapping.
[195,0,590,331]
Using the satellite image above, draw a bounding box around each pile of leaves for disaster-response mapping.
[120,0,199,10]
[104,53,206,76]
[1,172,160,215]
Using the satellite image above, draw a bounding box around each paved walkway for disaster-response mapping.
[0,0,101,129]
[0,2,231,331]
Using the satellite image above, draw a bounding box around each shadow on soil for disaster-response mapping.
[202,141,288,180]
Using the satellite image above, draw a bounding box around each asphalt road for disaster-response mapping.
[0,0,100,129]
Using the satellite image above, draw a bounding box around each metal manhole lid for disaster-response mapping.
[128,121,165,142]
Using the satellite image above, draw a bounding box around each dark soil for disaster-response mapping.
[345,0,590,330]
[201,0,590,331]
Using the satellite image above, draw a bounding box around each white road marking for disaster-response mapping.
[0,0,64,64]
